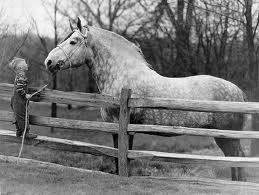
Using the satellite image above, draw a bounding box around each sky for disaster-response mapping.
[2,0,53,36]
[3,0,259,38]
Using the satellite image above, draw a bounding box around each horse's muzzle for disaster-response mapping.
[48,63,61,73]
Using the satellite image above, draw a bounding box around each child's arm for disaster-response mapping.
[26,84,48,100]
[15,74,27,98]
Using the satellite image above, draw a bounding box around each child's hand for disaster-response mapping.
[29,92,42,102]
[25,94,32,100]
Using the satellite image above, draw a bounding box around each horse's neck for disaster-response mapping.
[89,30,157,96]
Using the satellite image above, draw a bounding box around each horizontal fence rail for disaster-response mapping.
[2,83,259,114]
[1,129,259,168]
[0,83,120,108]
[129,97,259,114]
[2,84,259,181]
[0,129,117,158]
[1,110,259,139]
[128,150,259,168]
[0,110,118,134]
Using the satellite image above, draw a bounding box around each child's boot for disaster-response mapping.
[25,131,37,139]
[16,130,23,137]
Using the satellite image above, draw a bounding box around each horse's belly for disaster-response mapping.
[101,107,213,127]
[142,109,213,127]
[101,107,243,130]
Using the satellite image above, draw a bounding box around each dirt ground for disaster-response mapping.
[0,159,259,195]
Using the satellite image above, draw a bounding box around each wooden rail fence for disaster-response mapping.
[1,83,259,178]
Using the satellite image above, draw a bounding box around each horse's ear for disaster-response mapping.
[77,17,82,32]
[69,19,74,31]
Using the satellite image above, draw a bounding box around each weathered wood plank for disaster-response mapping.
[0,129,117,158]
[0,83,120,107]
[135,176,259,190]
[128,124,259,139]
[128,150,259,167]
[0,110,118,134]
[0,154,109,175]
[2,126,259,168]
[118,88,131,177]
[3,82,259,114]
[30,115,119,134]
[2,110,259,139]
[129,97,259,114]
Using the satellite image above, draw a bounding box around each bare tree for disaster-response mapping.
[25,0,61,132]
[43,0,61,131]
[244,0,257,86]
[58,0,143,34]
[193,0,242,77]
[159,0,195,75]
[0,7,30,83]
[241,0,259,156]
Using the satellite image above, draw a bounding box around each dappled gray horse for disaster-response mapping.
[45,18,246,181]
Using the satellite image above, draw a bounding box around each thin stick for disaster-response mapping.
[17,84,48,159]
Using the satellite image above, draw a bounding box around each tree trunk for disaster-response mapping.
[245,0,257,84]
[50,0,59,133]
[244,0,259,156]
[161,0,194,76]
[175,0,194,75]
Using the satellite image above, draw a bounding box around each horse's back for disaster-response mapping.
[160,75,244,102]
[189,75,244,102]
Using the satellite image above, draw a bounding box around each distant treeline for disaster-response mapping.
[0,29,253,97]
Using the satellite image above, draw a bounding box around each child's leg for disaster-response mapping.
[11,97,21,136]
[15,114,36,138]
[15,113,27,137]
[12,97,27,137]
[10,97,16,124]
[12,97,36,138]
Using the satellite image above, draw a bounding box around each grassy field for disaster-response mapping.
[2,159,259,195]
[0,98,258,183]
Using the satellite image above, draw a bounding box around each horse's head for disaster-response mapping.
[45,18,93,73]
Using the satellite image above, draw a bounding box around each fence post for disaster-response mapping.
[118,88,131,177]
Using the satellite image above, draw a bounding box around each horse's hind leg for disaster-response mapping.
[214,138,246,181]
[112,134,119,174]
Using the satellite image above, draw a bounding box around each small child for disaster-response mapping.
[9,57,37,139]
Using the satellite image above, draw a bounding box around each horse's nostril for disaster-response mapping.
[47,60,52,66]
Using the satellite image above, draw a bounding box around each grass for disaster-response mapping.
[2,161,258,194]
[0,99,257,183]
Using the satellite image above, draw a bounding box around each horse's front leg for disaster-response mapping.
[112,134,118,174]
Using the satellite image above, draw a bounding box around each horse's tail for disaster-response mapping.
[242,91,248,102]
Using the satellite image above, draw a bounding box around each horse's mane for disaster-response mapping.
[89,26,154,70]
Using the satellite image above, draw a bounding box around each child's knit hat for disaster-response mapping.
[8,57,28,73]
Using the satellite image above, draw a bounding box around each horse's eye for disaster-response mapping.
[70,40,76,45]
